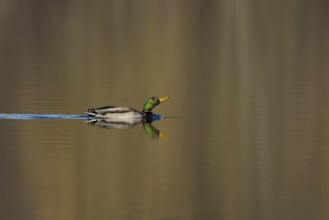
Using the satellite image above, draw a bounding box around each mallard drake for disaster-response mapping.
[86,96,170,120]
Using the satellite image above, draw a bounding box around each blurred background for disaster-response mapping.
[1,0,329,219]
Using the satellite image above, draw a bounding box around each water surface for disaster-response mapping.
[1,1,329,220]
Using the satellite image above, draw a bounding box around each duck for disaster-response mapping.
[86,96,170,121]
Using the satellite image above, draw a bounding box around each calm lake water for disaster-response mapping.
[1,1,329,220]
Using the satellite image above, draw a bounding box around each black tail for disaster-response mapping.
[88,108,96,113]
[86,108,97,116]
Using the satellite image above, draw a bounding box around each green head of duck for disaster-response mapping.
[142,96,170,113]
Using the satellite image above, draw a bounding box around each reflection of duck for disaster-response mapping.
[87,114,166,139]
[86,96,170,122]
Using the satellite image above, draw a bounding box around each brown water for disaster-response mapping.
[1,1,329,220]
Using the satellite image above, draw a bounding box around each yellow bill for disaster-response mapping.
[159,96,170,103]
